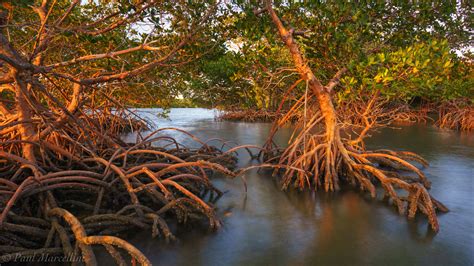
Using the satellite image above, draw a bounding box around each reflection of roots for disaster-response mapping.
[0,130,237,264]
[263,104,448,232]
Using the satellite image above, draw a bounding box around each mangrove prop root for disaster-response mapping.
[217,109,300,123]
[261,0,447,233]
[0,127,237,264]
[0,2,230,264]
[436,100,473,131]
[263,95,446,232]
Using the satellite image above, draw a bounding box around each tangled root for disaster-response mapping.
[436,100,473,131]
[217,109,300,123]
[391,104,433,124]
[262,101,448,232]
[0,129,237,264]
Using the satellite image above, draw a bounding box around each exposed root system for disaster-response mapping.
[218,97,435,128]
[436,100,473,131]
[0,129,237,264]
[392,104,433,125]
[217,109,297,122]
[260,0,448,233]
[262,99,448,232]
[0,1,233,264]
[92,107,151,134]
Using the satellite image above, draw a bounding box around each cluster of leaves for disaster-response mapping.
[340,39,473,102]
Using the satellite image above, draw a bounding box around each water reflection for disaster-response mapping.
[118,109,473,266]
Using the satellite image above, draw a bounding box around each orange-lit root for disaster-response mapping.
[262,0,447,232]
[0,130,237,264]
[436,100,473,131]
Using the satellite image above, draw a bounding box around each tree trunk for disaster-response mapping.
[263,0,444,232]
[265,0,340,190]
[13,71,37,163]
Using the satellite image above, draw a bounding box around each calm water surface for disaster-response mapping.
[121,108,473,266]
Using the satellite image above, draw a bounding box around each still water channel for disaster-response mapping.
[119,108,473,266]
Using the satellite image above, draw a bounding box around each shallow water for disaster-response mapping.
[121,108,474,266]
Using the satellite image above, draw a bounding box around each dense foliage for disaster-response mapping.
[1,1,472,109]
[180,1,473,109]
[340,39,473,102]
[1,0,227,107]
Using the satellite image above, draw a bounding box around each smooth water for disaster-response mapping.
[122,108,474,266]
